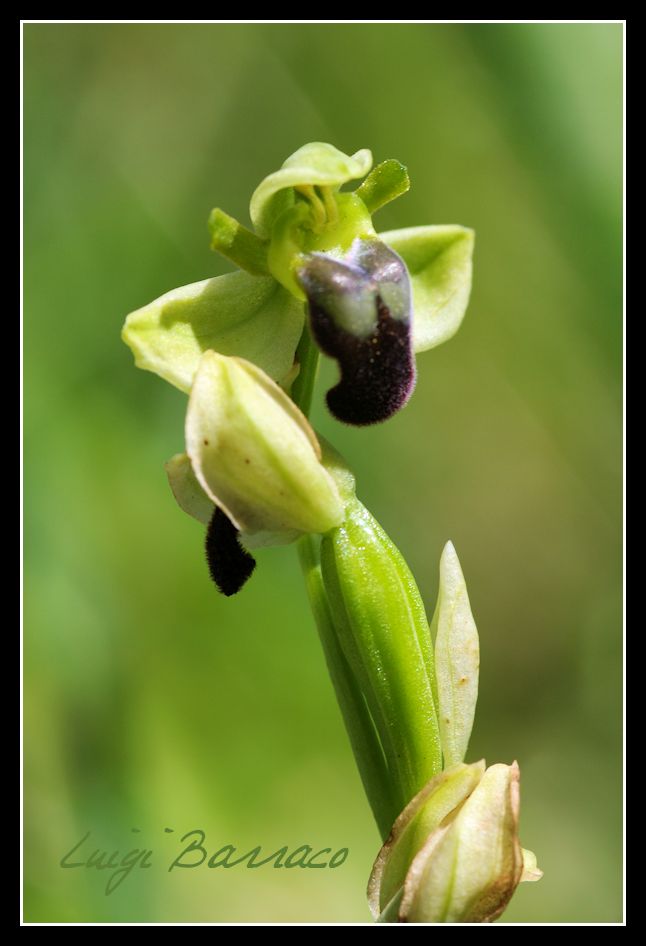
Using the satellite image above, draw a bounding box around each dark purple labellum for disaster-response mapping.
[297,239,416,426]
[205,507,256,596]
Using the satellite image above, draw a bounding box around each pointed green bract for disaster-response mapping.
[122,271,304,393]
[432,541,480,768]
[250,143,373,238]
[185,352,344,538]
[381,225,474,353]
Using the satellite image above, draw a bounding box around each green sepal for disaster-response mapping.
[165,452,214,525]
[122,271,304,393]
[250,142,373,238]
[381,225,474,353]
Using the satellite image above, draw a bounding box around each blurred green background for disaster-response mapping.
[24,23,623,923]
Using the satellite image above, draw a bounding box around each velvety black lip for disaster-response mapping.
[298,239,416,426]
[205,507,256,596]
[309,293,416,426]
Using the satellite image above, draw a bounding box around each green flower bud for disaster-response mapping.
[368,761,486,918]
[397,762,533,923]
[320,497,442,810]
[186,351,345,540]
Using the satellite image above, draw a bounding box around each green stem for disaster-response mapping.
[290,322,319,418]
[291,323,397,840]
[298,535,398,839]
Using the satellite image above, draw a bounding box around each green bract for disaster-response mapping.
[431,541,480,768]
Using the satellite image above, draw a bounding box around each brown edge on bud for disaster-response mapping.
[467,760,523,924]
[367,761,486,919]
[397,761,523,924]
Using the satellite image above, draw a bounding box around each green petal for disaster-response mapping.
[368,761,486,918]
[122,271,304,393]
[185,352,344,538]
[381,226,474,353]
[431,542,480,768]
[250,143,373,238]
[355,159,410,215]
[164,452,214,526]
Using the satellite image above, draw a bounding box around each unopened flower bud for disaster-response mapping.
[399,761,528,923]
[182,352,345,594]
[320,497,441,807]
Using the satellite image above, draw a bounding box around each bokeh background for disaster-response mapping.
[24,23,623,923]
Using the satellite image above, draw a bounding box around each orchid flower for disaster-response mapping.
[123,142,474,425]
[122,143,474,592]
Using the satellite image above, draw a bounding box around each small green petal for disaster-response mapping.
[368,761,486,918]
[381,225,474,353]
[355,159,410,214]
[165,452,214,525]
[122,272,304,393]
[520,848,543,883]
[431,541,480,768]
[208,208,269,275]
[250,142,373,238]
[185,352,344,538]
